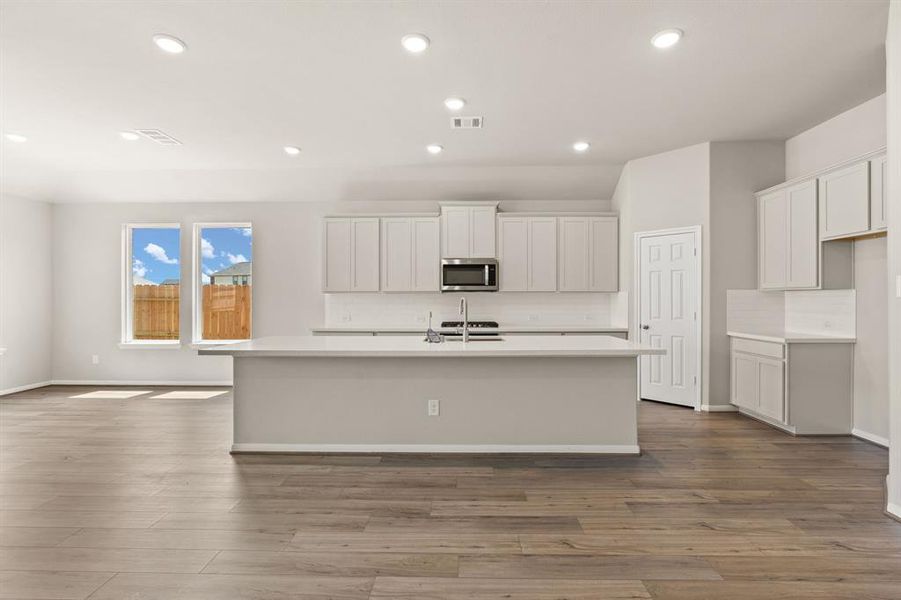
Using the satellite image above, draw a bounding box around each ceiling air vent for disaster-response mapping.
[451,116,483,129]
[135,129,182,145]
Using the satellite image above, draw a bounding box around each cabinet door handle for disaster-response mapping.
[641,324,650,330]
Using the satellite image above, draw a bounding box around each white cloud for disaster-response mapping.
[227,253,248,264]
[202,265,214,275]
[201,273,211,284]
[144,242,178,265]
[132,258,147,277]
[241,228,252,237]
[201,237,215,259]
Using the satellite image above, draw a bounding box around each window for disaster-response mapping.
[122,224,181,343]
[194,223,252,341]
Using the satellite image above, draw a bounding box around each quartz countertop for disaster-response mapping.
[728,331,857,344]
[197,335,663,358]
[311,325,629,334]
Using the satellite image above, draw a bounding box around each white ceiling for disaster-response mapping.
[0,0,889,203]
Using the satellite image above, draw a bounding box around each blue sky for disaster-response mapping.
[200,227,253,284]
[131,226,252,284]
[132,228,180,284]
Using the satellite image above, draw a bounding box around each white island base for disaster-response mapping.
[200,335,664,454]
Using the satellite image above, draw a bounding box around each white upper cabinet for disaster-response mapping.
[870,154,888,231]
[557,217,590,291]
[381,217,440,292]
[818,162,870,240]
[323,218,352,292]
[380,218,413,292]
[497,216,528,291]
[322,217,380,292]
[498,216,557,291]
[441,204,497,258]
[350,218,380,291]
[759,190,788,289]
[411,218,440,291]
[527,217,557,291]
[558,216,618,292]
[758,183,817,291]
[589,217,618,291]
[470,206,497,258]
[785,180,818,289]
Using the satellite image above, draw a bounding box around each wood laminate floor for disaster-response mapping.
[1,385,899,599]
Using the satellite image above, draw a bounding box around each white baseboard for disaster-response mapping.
[231,443,641,455]
[888,502,901,521]
[700,404,738,412]
[0,380,53,396]
[851,428,889,448]
[51,379,232,387]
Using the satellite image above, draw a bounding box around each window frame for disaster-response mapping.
[121,222,182,347]
[192,222,253,344]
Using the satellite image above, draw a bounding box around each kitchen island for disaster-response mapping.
[200,335,664,454]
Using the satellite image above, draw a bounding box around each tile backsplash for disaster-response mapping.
[784,289,856,337]
[726,288,856,337]
[325,292,626,327]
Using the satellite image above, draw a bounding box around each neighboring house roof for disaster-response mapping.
[160,278,180,285]
[211,262,251,277]
[133,276,157,285]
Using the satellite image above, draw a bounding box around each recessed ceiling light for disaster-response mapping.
[4,133,27,143]
[401,33,430,53]
[153,33,187,54]
[119,131,140,141]
[283,145,301,156]
[573,141,590,153]
[651,28,682,49]
[444,97,466,111]
[426,144,443,154]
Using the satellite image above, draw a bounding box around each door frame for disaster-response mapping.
[632,225,703,411]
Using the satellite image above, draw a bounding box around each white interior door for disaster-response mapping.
[638,231,698,407]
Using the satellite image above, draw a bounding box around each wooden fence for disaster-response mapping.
[133,284,251,340]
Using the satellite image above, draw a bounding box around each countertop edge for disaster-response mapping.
[727,331,857,344]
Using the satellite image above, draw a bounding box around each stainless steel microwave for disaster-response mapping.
[441,258,498,292]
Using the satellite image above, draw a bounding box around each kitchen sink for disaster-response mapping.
[441,336,505,342]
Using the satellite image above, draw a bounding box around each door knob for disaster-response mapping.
[641,324,650,330]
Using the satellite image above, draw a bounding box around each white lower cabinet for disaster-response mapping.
[730,351,759,411]
[498,216,557,291]
[755,356,785,422]
[729,335,852,434]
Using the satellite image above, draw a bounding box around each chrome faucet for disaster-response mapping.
[459,297,469,343]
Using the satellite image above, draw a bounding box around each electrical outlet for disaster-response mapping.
[341,314,352,323]
[427,399,440,416]
[528,314,539,322]
[91,354,100,365]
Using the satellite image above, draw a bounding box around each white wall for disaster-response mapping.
[708,142,785,407]
[886,0,901,519]
[785,94,886,179]
[784,92,888,444]
[854,237,889,444]
[50,199,609,384]
[0,195,53,394]
[613,141,784,409]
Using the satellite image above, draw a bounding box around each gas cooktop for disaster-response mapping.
[441,320,499,329]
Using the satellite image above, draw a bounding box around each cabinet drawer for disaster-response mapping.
[731,337,784,359]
